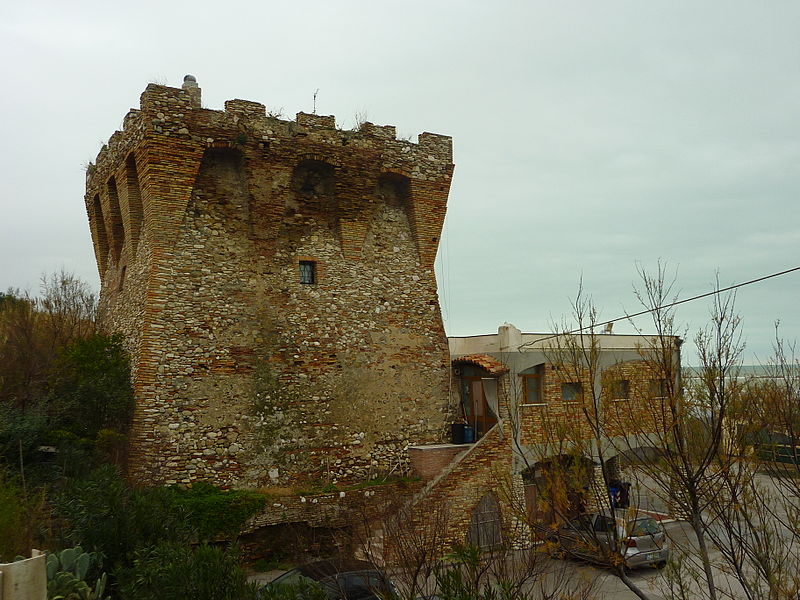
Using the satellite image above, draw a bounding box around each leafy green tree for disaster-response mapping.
[0,291,48,410]
[47,334,133,438]
[259,579,327,600]
[0,273,96,411]
[0,403,49,469]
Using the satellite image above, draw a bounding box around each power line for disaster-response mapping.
[519,265,800,348]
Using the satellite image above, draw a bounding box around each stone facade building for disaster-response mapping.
[84,76,455,488]
[439,323,682,547]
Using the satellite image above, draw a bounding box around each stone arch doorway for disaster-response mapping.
[467,492,502,549]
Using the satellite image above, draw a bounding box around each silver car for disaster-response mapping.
[547,509,670,569]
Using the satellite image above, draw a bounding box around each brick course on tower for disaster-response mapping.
[85,76,455,488]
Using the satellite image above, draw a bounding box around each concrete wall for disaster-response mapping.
[0,554,46,600]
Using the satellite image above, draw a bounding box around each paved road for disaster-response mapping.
[542,517,795,600]
[249,524,743,600]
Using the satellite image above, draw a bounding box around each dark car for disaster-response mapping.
[262,559,396,600]
[547,509,670,569]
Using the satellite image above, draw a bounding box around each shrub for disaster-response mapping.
[93,428,128,467]
[260,579,328,600]
[54,466,191,569]
[116,542,257,600]
[170,481,267,541]
[0,468,46,561]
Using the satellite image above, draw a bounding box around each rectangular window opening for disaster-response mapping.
[649,378,668,398]
[299,260,316,284]
[561,382,583,403]
[521,365,545,405]
[610,379,630,401]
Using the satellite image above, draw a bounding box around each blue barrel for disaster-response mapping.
[464,426,476,444]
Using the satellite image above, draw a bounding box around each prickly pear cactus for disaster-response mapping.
[46,546,108,600]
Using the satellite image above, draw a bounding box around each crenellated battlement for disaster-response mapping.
[84,77,455,489]
[89,78,452,182]
[86,76,453,282]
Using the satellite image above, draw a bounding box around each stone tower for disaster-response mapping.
[85,77,455,487]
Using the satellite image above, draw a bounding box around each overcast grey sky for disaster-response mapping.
[1,1,798,364]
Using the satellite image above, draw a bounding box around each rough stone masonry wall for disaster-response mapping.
[245,480,424,532]
[85,81,455,488]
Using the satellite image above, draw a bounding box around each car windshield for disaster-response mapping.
[269,569,318,587]
[339,572,388,599]
[629,518,661,536]
[566,515,593,530]
[269,567,392,600]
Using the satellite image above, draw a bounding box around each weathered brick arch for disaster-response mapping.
[291,158,337,197]
[105,176,124,264]
[124,153,144,252]
[376,172,411,207]
[190,147,249,229]
[91,193,109,275]
[288,158,341,241]
[294,152,342,167]
[379,166,413,179]
[452,354,509,376]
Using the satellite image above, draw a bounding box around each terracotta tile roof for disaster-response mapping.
[452,354,509,376]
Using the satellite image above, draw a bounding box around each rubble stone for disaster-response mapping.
[85,79,455,489]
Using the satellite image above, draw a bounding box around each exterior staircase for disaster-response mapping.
[355,424,508,565]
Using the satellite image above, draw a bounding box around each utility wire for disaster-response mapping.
[519,265,800,348]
